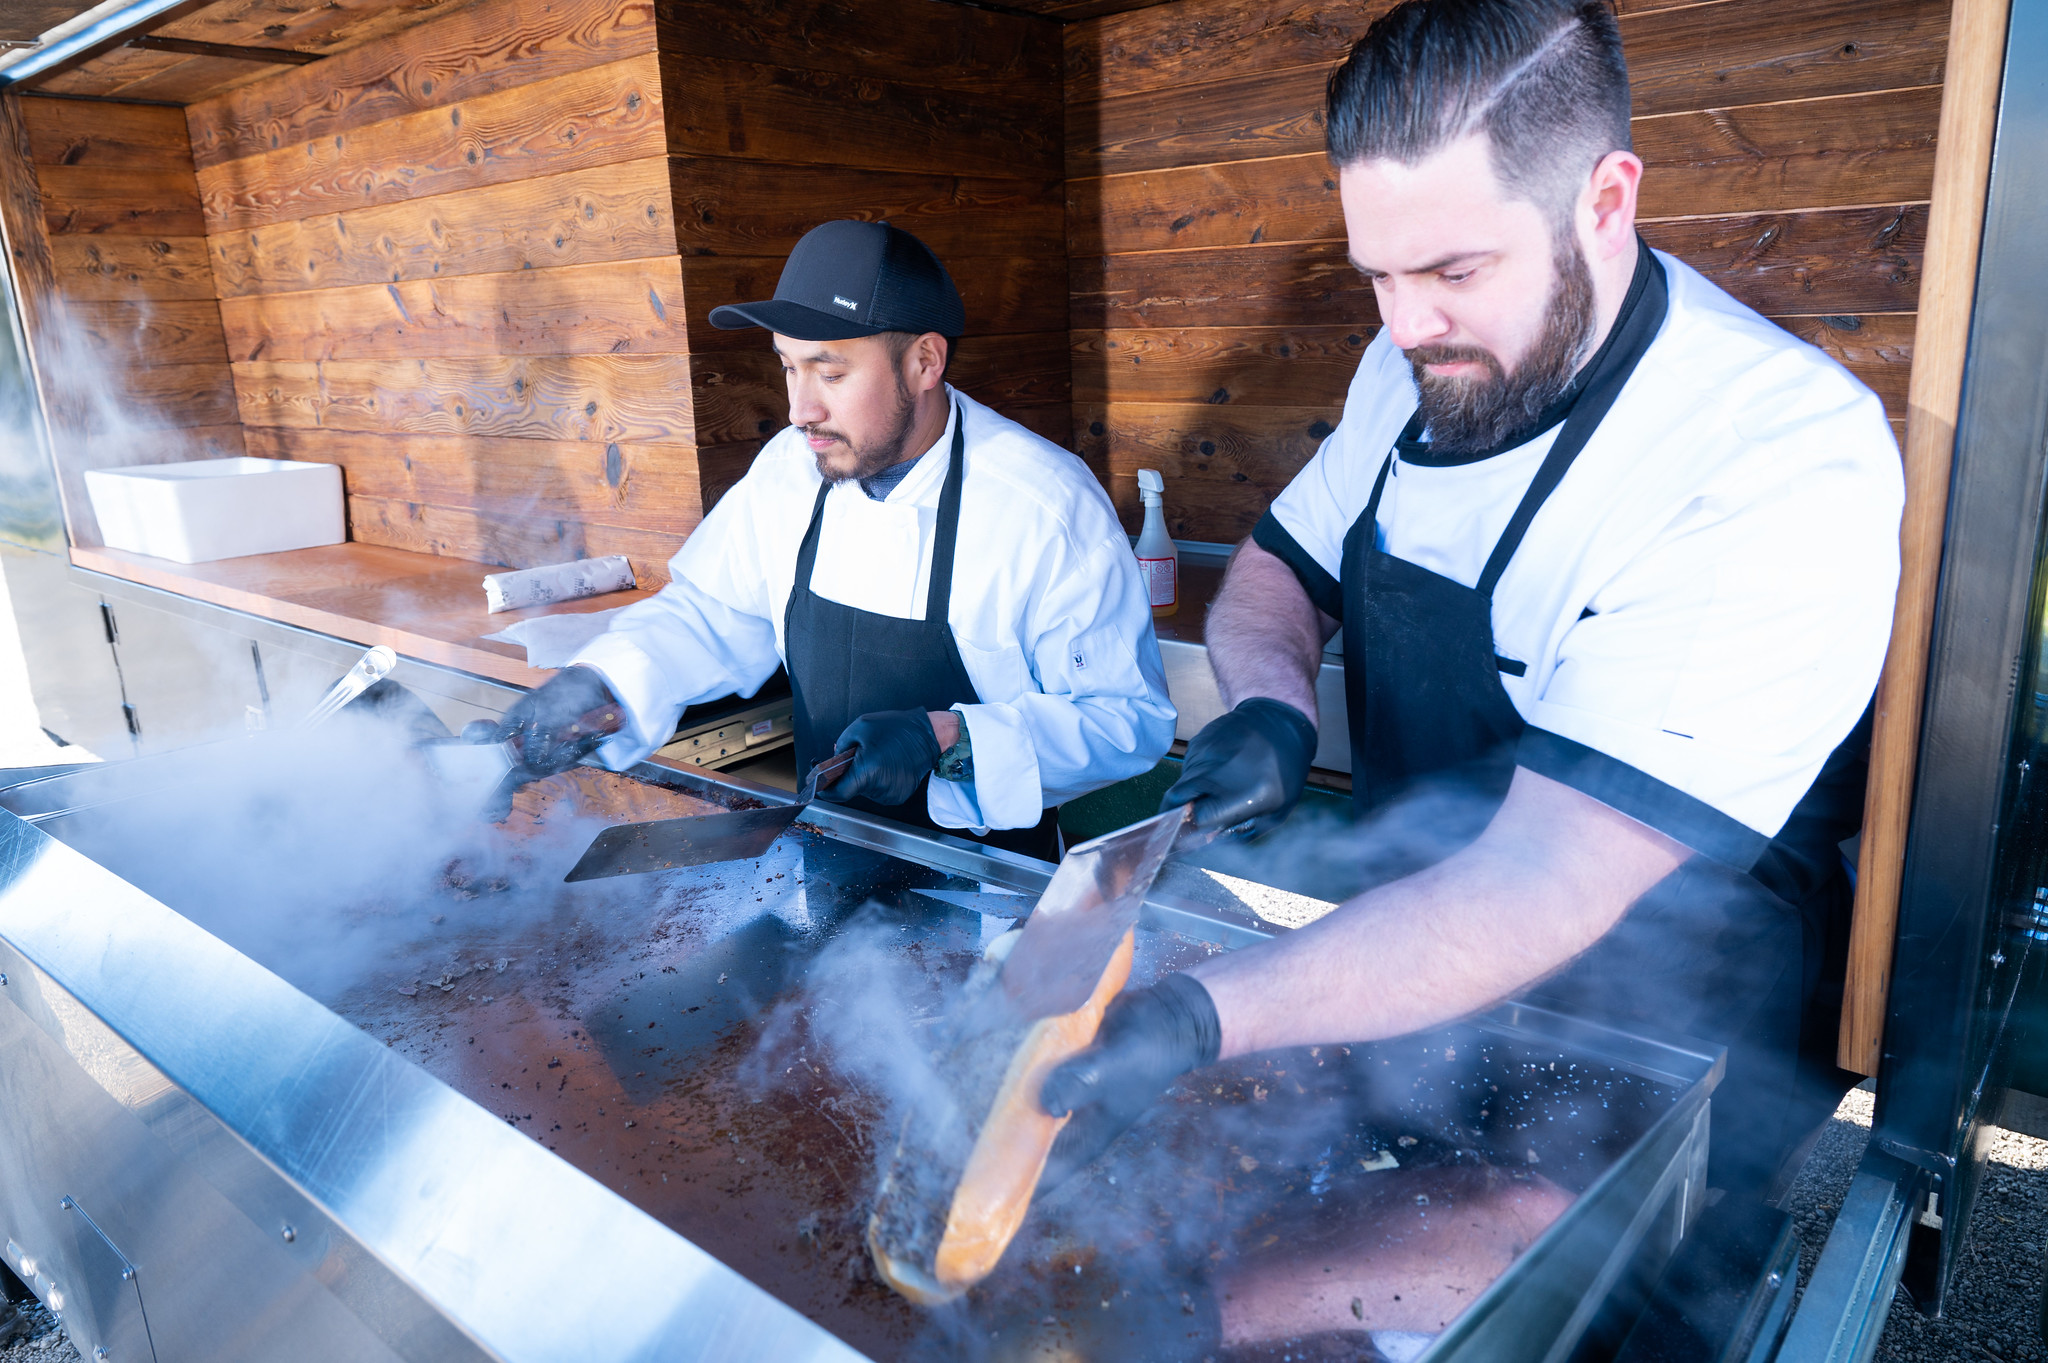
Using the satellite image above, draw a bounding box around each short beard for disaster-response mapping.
[808,376,921,484]
[1405,233,1597,457]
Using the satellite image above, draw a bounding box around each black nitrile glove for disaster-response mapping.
[1160,697,1317,833]
[1038,972,1222,1190]
[824,708,942,807]
[494,666,620,777]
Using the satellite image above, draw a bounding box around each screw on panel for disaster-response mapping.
[280,1224,296,1243]
[1,973,7,985]
[94,1349,107,1360]
[59,1197,72,1210]
[1767,1271,1784,1289]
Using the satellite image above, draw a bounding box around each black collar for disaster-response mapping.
[1397,240,1668,469]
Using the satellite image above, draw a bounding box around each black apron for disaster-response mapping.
[1336,277,1866,1197]
[784,406,1062,861]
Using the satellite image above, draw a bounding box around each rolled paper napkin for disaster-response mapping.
[482,555,636,614]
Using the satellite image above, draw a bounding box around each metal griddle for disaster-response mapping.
[0,748,1721,1363]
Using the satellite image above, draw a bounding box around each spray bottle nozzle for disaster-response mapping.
[1136,468,1164,505]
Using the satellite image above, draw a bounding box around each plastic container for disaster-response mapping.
[85,457,344,564]
[1134,468,1178,618]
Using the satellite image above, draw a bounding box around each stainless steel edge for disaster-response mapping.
[0,811,869,1363]
[1775,1150,1923,1363]
[1158,636,1352,772]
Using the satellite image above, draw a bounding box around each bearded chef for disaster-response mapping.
[495,220,1175,857]
[1043,0,1902,1210]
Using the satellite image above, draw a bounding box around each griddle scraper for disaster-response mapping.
[562,749,853,881]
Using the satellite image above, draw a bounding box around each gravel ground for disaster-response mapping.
[1783,1084,2048,1363]
[0,1087,2035,1361]
[0,1298,76,1363]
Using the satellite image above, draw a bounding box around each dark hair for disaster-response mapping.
[1325,0,1631,227]
[882,330,958,384]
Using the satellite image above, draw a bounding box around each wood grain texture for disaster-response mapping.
[1078,209,1927,333]
[1067,0,1945,116]
[218,256,689,361]
[186,0,654,169]
[35,45,195,100]
[1640,204,1926,317]
[156,0,469,56]
[1070,154,1338,255]
[72,53,304,107]
[1072,326,1371,406]
[1074,89,1940,256]
[1074,400,1338,539]
[1635,87,1940,221]
[207,156,676,298]
[1624,0,1949,120]
[1073,240,1374,330]
[1064,0,1376,104]
[232,353,694,442]
[196,52,664,234]
[686,333,1071,446]
[670,155,1063,259]
[1771,313,1913,420]
[244,426,713,532]
[19,97,194,172]
[654,0,1060,96]
[47,234,220,300]
[1843,0,2006,1077]
[682,254,1068,349]
[45,361,241,431]
[1067,56,1328,177]
[1002,0,1178,16]
[68,540,613,688]
[661,54,1060,181]
[61,299,231,368]
[0,96,60,352]
[347,493,682,585]
[37,166,206,237]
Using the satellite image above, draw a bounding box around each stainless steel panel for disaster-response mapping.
[0,547,128,756]
[0,810,869,1363]
[1159,637,1352,772]
[96,591,266,754]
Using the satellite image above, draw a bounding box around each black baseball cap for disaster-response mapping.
[708,220,965,342]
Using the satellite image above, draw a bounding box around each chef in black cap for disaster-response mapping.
[496,220,1174,856]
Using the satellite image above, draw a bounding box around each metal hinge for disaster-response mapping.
[121,704,139,739]
[99,602,117,645]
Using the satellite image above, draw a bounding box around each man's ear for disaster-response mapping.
[903,332,948,394]
[1581,149,1642,263]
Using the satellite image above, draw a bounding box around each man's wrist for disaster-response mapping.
[935,713,974,784]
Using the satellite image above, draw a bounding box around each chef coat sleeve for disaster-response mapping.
[1251,431,1358,621]
[929,531,1177,832]
[1517,415,1903,854]
[567,478,786,769]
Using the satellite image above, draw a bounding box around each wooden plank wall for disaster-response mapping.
[3,96,244,546]
[185,0,698,587]
[1066,0,1944,541]
[655,0,1069,456]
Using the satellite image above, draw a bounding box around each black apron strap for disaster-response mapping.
[924,405,967,622]
[792,478,832,598]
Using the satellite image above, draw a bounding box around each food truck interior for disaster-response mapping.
[0,0,2043,1359]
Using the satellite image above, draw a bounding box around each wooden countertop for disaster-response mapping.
[67,540,1231,689]
[71,542,651,689]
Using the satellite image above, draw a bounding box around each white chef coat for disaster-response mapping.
[1261,250,1902,846]
[571,388,1177,833]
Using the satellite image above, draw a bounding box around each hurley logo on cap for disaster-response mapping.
[831,295,859,311]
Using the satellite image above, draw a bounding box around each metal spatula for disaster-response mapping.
[562,749,854,881]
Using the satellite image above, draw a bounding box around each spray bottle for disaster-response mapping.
[1134,468,1178,618]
